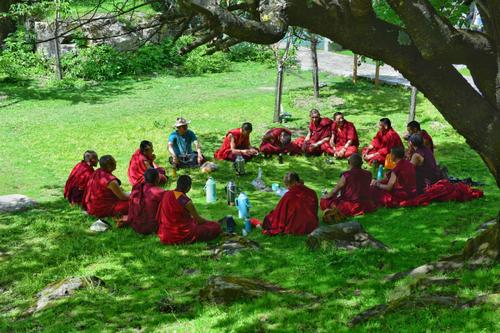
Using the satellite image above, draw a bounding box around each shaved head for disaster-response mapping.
[83,150,98,167]
[348,153,363,168]
[99,155,116,171]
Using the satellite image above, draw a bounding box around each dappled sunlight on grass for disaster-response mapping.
[0,63,498,331]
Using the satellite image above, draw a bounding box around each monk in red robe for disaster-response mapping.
[83,155,130,218]
[214,122,259,161]
[293,109,332,156]
[362,118,403,165]
[262,172,319,236]
[127,169,166,235]
[128,140,167,186]
[320,154,377,218]
[157,175,222,244]
[404,120,434,158]
[325,112,359,159]
[408,134,442,194]
[371,147,417,207]
[64,150,98,205]
[259,128,300,156]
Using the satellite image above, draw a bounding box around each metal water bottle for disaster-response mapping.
[244,218,252,233]
[225,181,236,205]
[235,192,250,219]
[205,177,217,203]
[377,165,384,180]
[233,155,246,175]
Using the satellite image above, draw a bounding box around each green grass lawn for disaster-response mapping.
[0,63,498,332]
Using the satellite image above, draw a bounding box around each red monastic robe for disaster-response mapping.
[157,190,221,244]
[320,168,377,216]
[372,159,417,207]
[214,128,252,161]
[127,183,165,234]
[293,118,333,155]
[400,180,483,207]
[259,128,301,155]
[363,128,403,164]
[83,168,129,217]
[324,120,359,158]
[262,183,319,236]
[127,149,166,186]
[64,161,94,205]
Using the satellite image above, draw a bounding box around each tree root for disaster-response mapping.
[349,292,499,327]
[386,216,499,282]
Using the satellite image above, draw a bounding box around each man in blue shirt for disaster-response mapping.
[168,118,205,168]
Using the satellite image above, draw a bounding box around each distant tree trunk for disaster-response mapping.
[271,31,294,123]
[311,36,319,98]
[274,63,284,122]
[375,62,380,88]
[54,5,63,80]
[408,86,418,122]
[353,54,358,84]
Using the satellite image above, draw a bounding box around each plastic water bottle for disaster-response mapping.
[244,218,252,233]
[377,165,384,180]
[205,177,217,203]
[257,167,263,179]
[242,229,248,237]
[278,153,284,164]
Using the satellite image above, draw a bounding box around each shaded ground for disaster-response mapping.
[0,63,498,332]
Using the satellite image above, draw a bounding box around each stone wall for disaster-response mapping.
[34,13,171,58]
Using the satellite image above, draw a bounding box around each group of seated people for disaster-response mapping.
[64,112,483,243]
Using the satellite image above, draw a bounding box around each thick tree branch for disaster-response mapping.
[180,0,288,44]
[386,0,494,64]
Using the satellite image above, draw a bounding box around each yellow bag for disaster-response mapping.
[384,154,396,170]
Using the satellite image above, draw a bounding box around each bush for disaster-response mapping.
[228,43,274,63]
[0,28,49,81]
[61,45,127,81]
[182,46,231,75]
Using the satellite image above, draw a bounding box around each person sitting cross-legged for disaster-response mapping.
[293,109,332,156]
[403,120,434,158]
[64,150,98,206]
[261,172,319,236]
[83,155,130,218]
[371,146,417,207]
[325,111,359,159]
[128,140,167,186]
[408,134,442,194]
[127,168,166,235]
[157,175,222,245]
[214,122,259,161]
[362,117,403,166]
[168,117,206,168]
[259,127,301,157]
[320,153,377,221]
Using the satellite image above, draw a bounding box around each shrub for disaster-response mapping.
[61,45,127,81]
[182,46,231,75]
[228,43,274,63]
[0,28,49,81]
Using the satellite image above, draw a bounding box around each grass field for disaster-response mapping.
[0,63,499,332]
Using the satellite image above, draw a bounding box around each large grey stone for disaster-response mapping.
[306,221,389,251]
[29,276,104,313]
[211,235,261,259]
[0,194,37,213]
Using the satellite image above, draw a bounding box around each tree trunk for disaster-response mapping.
[274,64,284,123]
[374,63,380,88]
[352,54,358,84]
[311,37,319,98]
[408,86,418,122]
[54,5,63,80]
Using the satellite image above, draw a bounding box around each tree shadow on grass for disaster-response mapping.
[0,76,153,107]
